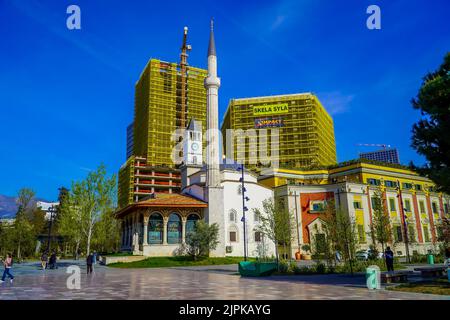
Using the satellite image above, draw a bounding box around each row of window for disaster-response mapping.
[229,231,263,243]
[360,197,446,215]
[229,209,260,223]
[147,213,198,245]
[366,178,432,192]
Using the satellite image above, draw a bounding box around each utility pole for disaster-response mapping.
[396,180,411,264]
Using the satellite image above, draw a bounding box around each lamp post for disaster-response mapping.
[396,180,411,264]
[238,164,249,261]
[46,205,56,253]
[291,190,301,259]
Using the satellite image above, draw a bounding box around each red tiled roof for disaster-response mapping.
[115,193,207,218]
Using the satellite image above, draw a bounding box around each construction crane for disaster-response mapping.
[356,143,391,150]
[179,26,192,129]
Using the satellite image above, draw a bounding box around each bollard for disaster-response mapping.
[427,254,435,265]
[366,265,381,290]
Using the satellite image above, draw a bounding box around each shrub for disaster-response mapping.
[314,262,326,274]
[278,260,289,273]
[289,260,298,273]
[294,266,314,275]
[185,221,219,260]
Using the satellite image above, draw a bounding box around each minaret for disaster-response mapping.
[204,19,225,256]
[205,19,221,188]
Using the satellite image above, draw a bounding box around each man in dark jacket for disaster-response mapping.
[384,247,394,272]
[49,251,57,269]
[86,253,93,274]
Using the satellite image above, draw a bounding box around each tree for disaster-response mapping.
[16,188,36,220]
[437,217,450,249]
[370,189,392,255]
[58,164,116,257]
[253,198,296,264]
[92,208,121,253]
[58,191,83,258]
[13,188,38,259]
[185,220,219,260]
[411,53,450,194]
[321,199,341,268]
[322,199,359,274]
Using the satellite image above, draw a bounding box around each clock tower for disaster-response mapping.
[183,118,203,166]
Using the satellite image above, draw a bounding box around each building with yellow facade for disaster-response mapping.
[266,159,450,258]
[221,93,337,171]
[118,59,208,208]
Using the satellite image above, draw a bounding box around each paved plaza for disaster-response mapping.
[0,260,448,300]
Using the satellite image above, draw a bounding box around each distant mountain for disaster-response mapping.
[0,195,18,218]
[0,194,51,218]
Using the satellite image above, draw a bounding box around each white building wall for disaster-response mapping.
[222,179,275,258]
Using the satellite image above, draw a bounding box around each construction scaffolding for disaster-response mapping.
[133,58,207,167]
[221,93,337,171]
[118,57,208,208]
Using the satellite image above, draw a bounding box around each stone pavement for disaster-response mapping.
[0,260,448,300]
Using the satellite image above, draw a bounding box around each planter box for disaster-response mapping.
[239,261,278,277]
[100,255,146,265]
[301,254,312,260]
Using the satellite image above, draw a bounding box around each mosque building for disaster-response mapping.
[115,21,450,259]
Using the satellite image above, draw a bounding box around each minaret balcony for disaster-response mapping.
[204,76,220,88]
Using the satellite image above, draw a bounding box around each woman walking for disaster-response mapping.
[1,253,14,283]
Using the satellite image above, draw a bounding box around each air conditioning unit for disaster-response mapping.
[226,246,232,253]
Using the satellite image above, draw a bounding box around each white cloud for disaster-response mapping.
[317,91,355,115]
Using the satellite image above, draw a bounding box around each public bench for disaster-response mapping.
[381,272,409,284]
[413,266,446,278]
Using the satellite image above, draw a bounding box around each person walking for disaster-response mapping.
[335,250,342,264]
[1,253,14,283]
[49,251,57,270]
[92,251,97,265]
[86,253,93,274]
[40,251,48,270]
[384,246,394,273]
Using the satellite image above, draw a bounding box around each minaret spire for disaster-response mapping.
[204,19,225,257]
[205,19,221,188]
[208,18,216,57]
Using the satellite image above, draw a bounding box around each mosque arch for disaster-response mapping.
[148,212,163,245]
[186,213,200,237]
[167,212,182,244]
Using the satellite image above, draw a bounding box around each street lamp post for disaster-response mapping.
[46,205,56,253]
[239,164,249,261]
[396,180,411,264]
[292,191,301,259]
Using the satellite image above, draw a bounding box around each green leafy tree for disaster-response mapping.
[411,52,450,193]
[320,199,341,268]
[58,164,116,256]
[185,220,219,260]
[58,192,83,258]
[92,208,121,253]
[13,188,38,259]
[253,198,296,264]
[321,199,359,273]
[370,189,393,255]
[335,207,359,275]
[437,217,450,249]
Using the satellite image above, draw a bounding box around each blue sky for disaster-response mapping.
[0,0,449,200]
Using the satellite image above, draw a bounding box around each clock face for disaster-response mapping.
[191,142,199,151]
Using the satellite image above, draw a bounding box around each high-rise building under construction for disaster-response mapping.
[221,93,337,171]
[118,28,208,208]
